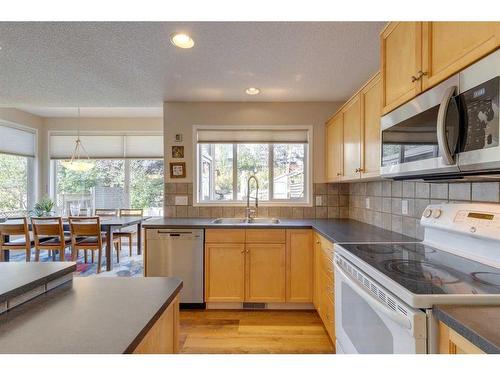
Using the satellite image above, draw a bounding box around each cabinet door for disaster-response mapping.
[342,95,362,180]
[326,114,343,182]
[286,230,313,303]
[245,243,286,302]
[361,73,382,178]
[438,322,484,354]
[205,243,245,302]
[381,22,422,114]
[313,234,322,310]
[422,22,500,90]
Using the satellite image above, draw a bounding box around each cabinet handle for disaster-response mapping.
[411,70,427,82]
[358,167,364,173]
[241,249,245,253]
[336,173,342,176]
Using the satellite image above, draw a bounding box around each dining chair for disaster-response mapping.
[95,208,122,262]
[31,217,72,261]
[0,217,32,262]
[68,216,105,273]
[114,208,143,259]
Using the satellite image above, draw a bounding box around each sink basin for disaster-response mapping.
[211,217,280,224]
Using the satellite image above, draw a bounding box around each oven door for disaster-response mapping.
[334,255,427,354]
[381,75,461,179]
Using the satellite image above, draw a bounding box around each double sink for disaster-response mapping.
[211,217,281,224]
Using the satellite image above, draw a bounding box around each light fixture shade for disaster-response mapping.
[60,160,94,172]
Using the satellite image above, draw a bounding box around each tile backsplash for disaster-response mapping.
[348,181,500,240]
[164,180,500,240]
[164,182,349,219]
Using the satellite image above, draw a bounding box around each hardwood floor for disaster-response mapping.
[179,309,335,354]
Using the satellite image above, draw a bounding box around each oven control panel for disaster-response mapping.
[420,202,500,239]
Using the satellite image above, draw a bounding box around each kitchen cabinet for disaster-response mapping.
[381,22,500,114]
[360,73,382,178]
[438,322,484,354]
[205,229,305,305]
[205,242,246,302]
[245,243,286,302]
[133,296,180,354]
[422,22,500,91]
[313,232,335,344]
[325,113,343,182]
[286,230,313,303]
[381,22,423,114]
[341,95,362,180]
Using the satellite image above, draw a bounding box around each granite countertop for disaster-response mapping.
[0,277,182,354]
[142,217,418,244]
[0,262,76,303]
[434,305,500,354]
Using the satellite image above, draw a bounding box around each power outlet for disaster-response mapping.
[175,196,188,206]
[365,197,370,209]
[315,196,322,206]
[402,200,409,215]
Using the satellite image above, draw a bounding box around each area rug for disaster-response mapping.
[7,246,144,277]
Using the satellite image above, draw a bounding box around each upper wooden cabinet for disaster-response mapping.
[422,22,500,90]
[381,21,500,114]
[325,113,343,182]
[342,94,362,180]
[381,22,423,114]
[361,73,382,178]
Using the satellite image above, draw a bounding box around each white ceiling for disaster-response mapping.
[0,22,385,116]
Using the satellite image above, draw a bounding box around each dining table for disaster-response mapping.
[1,215,150,272]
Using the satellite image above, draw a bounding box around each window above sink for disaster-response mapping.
[194,125,313,207]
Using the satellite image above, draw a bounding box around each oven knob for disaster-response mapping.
[432,208,442,218]
[423,208,432,218]
[470,226,477,233]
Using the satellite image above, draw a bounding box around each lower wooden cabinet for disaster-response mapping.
[438,322,484,354]
[245,243,286,302]
[133,296,180,354]
[313,232,335,344]
[205,243,245,302]
[205,229,313,304]
[286,229,313,303]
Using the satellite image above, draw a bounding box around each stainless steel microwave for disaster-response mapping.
[381,49,500,181]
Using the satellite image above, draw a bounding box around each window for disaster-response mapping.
[50,132,163,215]
[195,126,311,205]
[0,124,36,216]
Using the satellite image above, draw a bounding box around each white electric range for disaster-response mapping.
[334,202,500,354]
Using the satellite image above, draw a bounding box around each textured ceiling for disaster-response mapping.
[0,22,385,111]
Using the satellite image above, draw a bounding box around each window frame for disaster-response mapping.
[193,125,313,207]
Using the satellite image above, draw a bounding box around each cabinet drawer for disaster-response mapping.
[205,229,245,243]
[246,229,286,243]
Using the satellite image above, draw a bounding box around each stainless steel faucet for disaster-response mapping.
[245,175,259,221]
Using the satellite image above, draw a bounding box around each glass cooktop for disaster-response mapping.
[339,243,500,295]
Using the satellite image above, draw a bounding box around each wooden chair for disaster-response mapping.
[31,217,72,261]
[95,208,122,262]
[114,208,143,259]
[68,216,105,273]
[0,217,32,262]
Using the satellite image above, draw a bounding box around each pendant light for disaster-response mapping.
[60,107,94,172]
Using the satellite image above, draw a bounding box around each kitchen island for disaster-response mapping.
[0,272,182,354]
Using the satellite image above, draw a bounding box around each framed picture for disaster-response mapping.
[169,162,186,178]
[171,145,184,159]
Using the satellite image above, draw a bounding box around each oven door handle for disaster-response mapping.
[335,262,412,330]
[437,85,458,165]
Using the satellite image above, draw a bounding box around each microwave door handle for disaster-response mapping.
[334,262,412,330]
[437,85,458,165]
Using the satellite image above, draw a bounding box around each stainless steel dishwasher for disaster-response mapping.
[145,228,204,307]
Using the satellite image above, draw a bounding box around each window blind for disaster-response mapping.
[0,123,36,158]
[49,133,163,159]
[196,128,309,144]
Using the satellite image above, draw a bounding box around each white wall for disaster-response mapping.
[163,102,342,183]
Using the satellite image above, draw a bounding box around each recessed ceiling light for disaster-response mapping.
[245,87,260,95]
[170,33,194,49]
